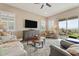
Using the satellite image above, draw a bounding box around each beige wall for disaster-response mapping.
[0,4,45,31]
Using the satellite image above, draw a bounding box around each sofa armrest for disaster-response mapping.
[49,45,72,56]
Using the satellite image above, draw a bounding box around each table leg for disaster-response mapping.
[41,42,43,48]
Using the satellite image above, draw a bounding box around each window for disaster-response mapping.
[67,19,79,39]
[67,19,78,33]
[59,20,66,29]
[59,20,67,36]
[39,20,46,32]
[59,18,79,39]
[8,21,15,31]
[0,11,15,32]
[48,20,54,31]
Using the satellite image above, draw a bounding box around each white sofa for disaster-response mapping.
[0,41,27,56]
[0,35,27,56]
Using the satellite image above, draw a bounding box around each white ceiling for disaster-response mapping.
[7,3,79,17]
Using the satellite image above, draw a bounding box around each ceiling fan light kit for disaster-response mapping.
[34,3,51,9]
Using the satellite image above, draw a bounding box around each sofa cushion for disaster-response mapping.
[60,40,74,49]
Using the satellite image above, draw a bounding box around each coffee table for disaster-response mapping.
[33,40,43,48]
[33,37,45,48]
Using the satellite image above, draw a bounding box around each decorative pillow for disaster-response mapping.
[0,32,9,36]
[0,32,2,36]
[67,44,79,56]
[0,31,2,38]
[1,32,8,36]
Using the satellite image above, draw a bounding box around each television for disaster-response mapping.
[25,20,37,28]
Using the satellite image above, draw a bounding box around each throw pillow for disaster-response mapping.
[67,44,79,56]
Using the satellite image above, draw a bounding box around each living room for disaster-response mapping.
[0,3,79,56]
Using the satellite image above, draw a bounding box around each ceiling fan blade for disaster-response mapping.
[40,4,44,9]
[46,3,51,7]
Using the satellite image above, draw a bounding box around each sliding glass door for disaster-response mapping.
[39,20,46,32]
[59,20,67,38]
[48,20,54,32]
[59,18,79,39]
[67,19,79,38]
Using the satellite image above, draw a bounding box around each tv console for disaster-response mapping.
[22,30,39,42]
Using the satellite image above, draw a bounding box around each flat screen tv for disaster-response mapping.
[25,20,37,28]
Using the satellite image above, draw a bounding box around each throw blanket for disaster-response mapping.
[66,38,79,44]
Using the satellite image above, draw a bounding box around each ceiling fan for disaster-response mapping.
[34,3,51,9]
